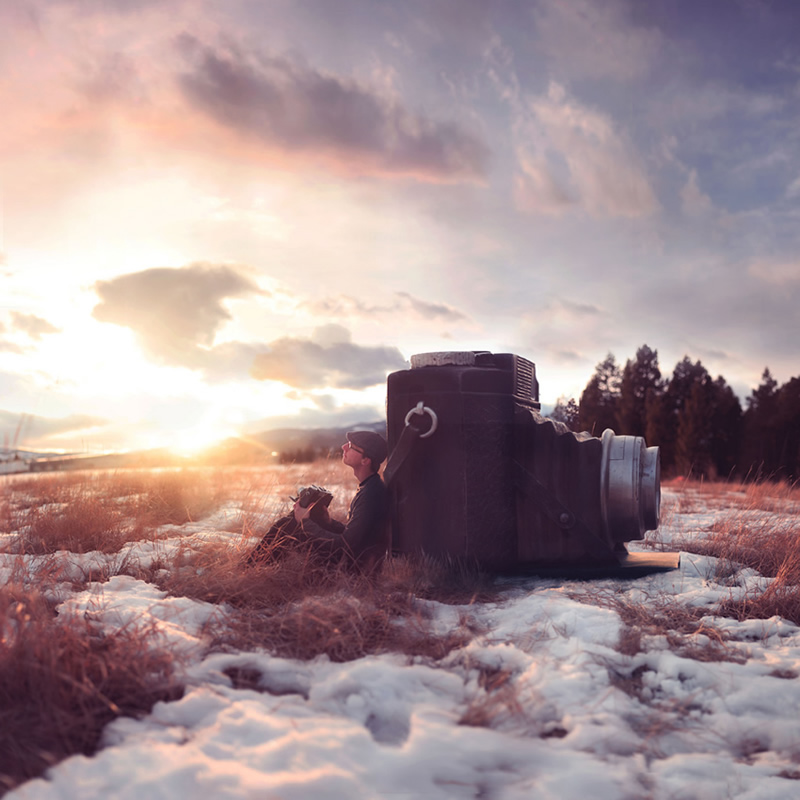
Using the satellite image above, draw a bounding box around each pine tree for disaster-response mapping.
[549,397,581,431]
[708,376,742,478]
[673,366,741,479]
[616,344,661,437]
[660,357,710,474]
[740,368,780,479]
[776,376,800,480]
[675,378,714,477]
[578,354,621,436]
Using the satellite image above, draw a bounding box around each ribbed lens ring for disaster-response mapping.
[600,430,661,543]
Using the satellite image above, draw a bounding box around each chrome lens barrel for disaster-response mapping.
[599,429,661,542]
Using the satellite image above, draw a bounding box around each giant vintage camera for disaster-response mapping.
[386,351,664,572]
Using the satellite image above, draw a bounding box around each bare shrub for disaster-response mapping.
[0,585,183,795]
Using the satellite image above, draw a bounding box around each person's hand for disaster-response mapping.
[293,500,312,523]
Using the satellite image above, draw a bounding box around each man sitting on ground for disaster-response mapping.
[248,430,389,571]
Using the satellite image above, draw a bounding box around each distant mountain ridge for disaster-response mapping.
[206,420,387,465]
[0,421,388,472]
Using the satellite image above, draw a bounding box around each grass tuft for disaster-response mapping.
[14,494,131,555]
[156,539,485,663]
[578,589,744,663]
[2,469,238,556]
[0,585,183,795]
[662,477,800,626]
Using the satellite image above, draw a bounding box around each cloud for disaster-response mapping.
[533,0,662,83]
[394,292,467,323]
[516,83,659,218]
[650,84,785,129]
[76,50,144,104]
[557,298,602,317]
[518,297,605,356]
[47,0,168,13]
[199,340,268,381]
[552,349,583,363]
[748,259,800,286]
[92,262,262,367]
[0,409,108,448]
[175,35,489,182]
[680,170,713,216]
[513,156,574,216]
[0,341,26,354]
[304,292,469,323]
[242,402,385,433]
[10,312,61,340]
[250,326,406,389]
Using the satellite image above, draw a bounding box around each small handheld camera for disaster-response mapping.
[291,485,333,509]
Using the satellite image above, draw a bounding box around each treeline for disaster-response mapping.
[549,345,800,481]
[277,446,332,464]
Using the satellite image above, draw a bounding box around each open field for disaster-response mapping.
[1,466,800,799]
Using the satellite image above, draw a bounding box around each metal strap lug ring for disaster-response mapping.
[404,401,438,439]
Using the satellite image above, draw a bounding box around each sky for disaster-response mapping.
[1,0,799,453]
[5,486,800,799]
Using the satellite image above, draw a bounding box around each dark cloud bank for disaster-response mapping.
[175,35,488,182]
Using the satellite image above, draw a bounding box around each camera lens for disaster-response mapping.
[600,429,661,543]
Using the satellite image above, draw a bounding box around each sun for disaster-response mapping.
[169,424,237,458]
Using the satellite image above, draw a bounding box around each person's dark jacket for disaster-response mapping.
[299,472,389,570]
[245,514,302,565]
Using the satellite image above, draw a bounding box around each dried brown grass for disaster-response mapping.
[2,468,239,555]
[663,477,800,626]
[209,592,475,663]
[458,666,525,729]
[155,536,491,663]
[689,516,800,583]
[0,585,183,795]
[14,494,134,555]
[0,460,493,792]
[663,476,800,511]
[578,588,745,663]
[717,559,800,627]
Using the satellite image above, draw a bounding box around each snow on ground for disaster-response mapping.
[5,487,800,800]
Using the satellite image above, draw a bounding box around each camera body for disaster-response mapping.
[386,351,661,572]
[291,485,333,509]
